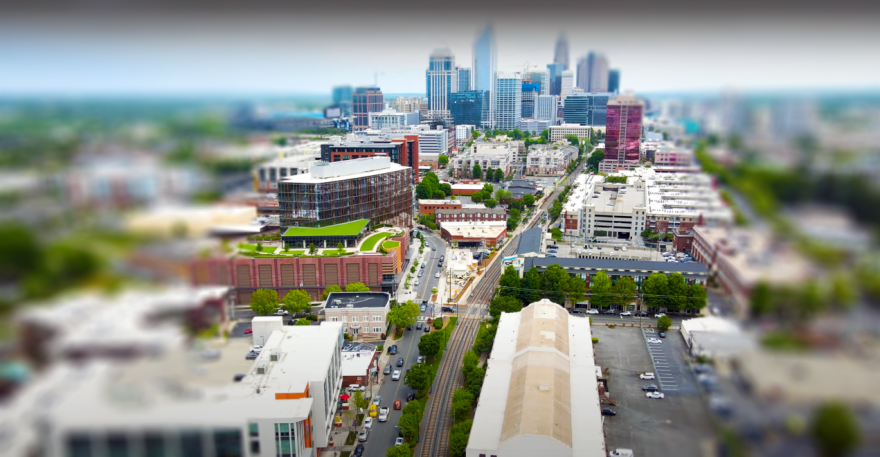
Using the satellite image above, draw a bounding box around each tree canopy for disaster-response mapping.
[404,362,432,393]
[657,315,673,332]
[387,300,421,331]
[642,273,669,309]
[590,270,613,308]
[612,276,637,308]
[666,272,687,311]
[489,295,523,318]
[521,267,544,304]
[438,155,449,166]
[523,194,536,206]
[498,265,521,299]
[484,198,498,209]
[472,163,482,179]
[418,331,443,359]
[250,289,279,315]
[345,282,370,292]
[541,264,569,304]
[811,401,861,457]
[321,285,342,300]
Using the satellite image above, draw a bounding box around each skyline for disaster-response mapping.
[2,10,879,96]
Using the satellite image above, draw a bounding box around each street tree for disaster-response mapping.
[451,388,475,421]
[250,289,279,315]
[449,420,473,457]
[498,265,521,299]
[541,264,569,304]
[462,350,480,379]
[686,283,708,311]
[642,273,669,310]
[321,285,343,300]
[811,401,861,457]
[387,445,413,457]
[398,410,420,440]
[308,243,317,254]
[523,194,536,206]
[465,366,486,397]
[612,276,637,309]
[657,315,673,332]
[337,242,345,251]
[472,323,497,354]
[352,390,368,412]
[294,318,311,325]
[404,363,431,393]
[485,167,495,182]
[438,155,449,167]
[666,272,688,311]
[472,163,482,179]
[550,227,563,241]
[750,281,774,318]
[470,192,483,203]
[387,300,420,332]
[482,183,494,193]
[489,295,523,318]
[484,198,498,208]
[282,289,311,315]
[494,168,504,182]
[345,282,370,292]
[590,270,613,309]
[418,331,442,360]
[521,267,543,304]
[566,275,587,304]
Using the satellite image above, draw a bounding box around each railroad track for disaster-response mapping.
[418,303,483,457]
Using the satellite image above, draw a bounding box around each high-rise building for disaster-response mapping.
[604,95,644,168]
[352,86,384,130]
[473,25,497,129]
[560,70,574,102]
[494,72,522,130]
[562,93,611,126]
[553,33,569,70]
[457,67,471,92]
[547,63,565,96]
[521,82,540,119]
[332,85,353,117]
[608,69,620,94]
[577,52,610,93]
[320,135,420,180]
[450,90,486,127]
[426,49,458,123]
[535,95,559,124]
[390,96,425,114]
[528,69,550,95]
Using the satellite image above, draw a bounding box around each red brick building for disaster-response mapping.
[436,208,506,226]
[320,135,420,182]
[418,199,462,216]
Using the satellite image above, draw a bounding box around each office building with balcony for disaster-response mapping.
[526,144,577,176]
[452,142,517,179]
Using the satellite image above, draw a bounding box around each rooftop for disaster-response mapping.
[281,156,410,184]
[517,228,543,256]
[441,220,507,239]
[283,219,369,237]
[524,256,709,277]
[325,292,391,309]
[419,199,461,205]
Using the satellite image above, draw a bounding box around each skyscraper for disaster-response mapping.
[426,49,458,123]
[535,95,559,124]
[608,69,620,94]
[352,86,384,130]
[547,63,565,96]
[450,91,486,127]
[457,67,472,92]
[604,95,644,168]
[521,82,540,119]
[560,70,574,102]
[473,25,497,129]
[529,69,550,95]
[577,52,611,93]
[332,85,353,117]
[553,34,569,71]
[494,73,522,130]
[576,56,588,91]
[563,95,590,125]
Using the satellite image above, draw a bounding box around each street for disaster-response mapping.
[405,231,447,319]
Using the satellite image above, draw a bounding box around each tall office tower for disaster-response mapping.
[473,24,497,129]
[587,52,609,92]
[494,72,522,130]
[560,70,574,102]
[521,82,540,118]
[576,55,589,91]
[457,67,472,92]
[426,49,458,123]
[608,69,620,94]
[332,85,354,117]
[352,86,384,130]
[535,95,559,124]
[553,34,569,70]
[605,95,644,165]
[547,63,565,96]
[529,69,550,95]
[450,90,486,126]
[563,95,590,125]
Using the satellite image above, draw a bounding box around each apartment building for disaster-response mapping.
[278,156,413,229]
[451,142,516,179]
[323,292,391,339]
[435,207,507,226]
[526,144,577,175]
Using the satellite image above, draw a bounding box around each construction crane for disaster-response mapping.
[521,62,540,83]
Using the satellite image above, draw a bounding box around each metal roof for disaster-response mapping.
[517,228,543,255]
[523,256,708,275]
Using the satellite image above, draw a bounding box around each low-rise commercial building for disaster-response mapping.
[467,299,606,457]
[324,292,391,340]
[368,109,420,129]
[341,343,379,387]
[435,207,506,226]
[440,220,508,247]
[526,144,578,175]
[278,156,413,229]
[419,199,464,216]
[520,118,551,135]
[549,123,593,142]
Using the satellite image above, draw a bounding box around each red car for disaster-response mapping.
[244,327,253,335]
[393,400,402,410]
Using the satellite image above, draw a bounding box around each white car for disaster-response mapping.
[647,338,662,344]
[348,384,365,392]
[363,417,373,428]
[378,407,389,422]
[435,272,441,278]
[655,313,666,318]
[392,370,401,381]
[358,427,369,442]
[620,311,632,317]
[646,391,666,399]
[250,345,263,353]
[372,396,381,406]
[639,372,656,380]
[585,309,599,315]
[274,309,289,316]
[395,437,405,446]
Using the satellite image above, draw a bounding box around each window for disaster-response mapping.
[373,327,382,333]
[352,316,358,322]
[373,315,382,322]
[342,316,347,322]
[364,315,369,323]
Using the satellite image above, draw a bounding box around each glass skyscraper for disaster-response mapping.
[450,91,486,127]
[426,49,457,123]
[547,63,565,96]
[521,82,540,119]
[605,95,644,164]
[457,67,471,92]
[473,25,497,128]
[332,85,353,117]
[608,69,620,94]
[494,73,522,130]
[562,93,610,126]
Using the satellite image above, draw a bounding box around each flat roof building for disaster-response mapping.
[549,123,592,142]
[324,292,391,340]
[452,142,517,179]
[467,299,606,457]
[440,220,508,247]
[526,144,578,176]
[320,135,420,181]
[368,109,420,130]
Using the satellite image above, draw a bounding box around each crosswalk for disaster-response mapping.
[643,328,678,392]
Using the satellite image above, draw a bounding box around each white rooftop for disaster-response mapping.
[281,156,409,184]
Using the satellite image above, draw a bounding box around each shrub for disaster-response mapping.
[592,337,599,343]
[608,324,616,328]
[305,314,318,321]
[377,345,384,353]
[433,318,443,330]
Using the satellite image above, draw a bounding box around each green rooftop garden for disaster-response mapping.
[360,232,391,251]
[238,243,277,254]
[382,240,400,249]
[283,219,369,237]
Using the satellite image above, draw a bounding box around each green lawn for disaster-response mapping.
[238,243,276,253]
[382,240,400,249]
[281,250,305,256]
[283,219,369,237]
[360,232,391,251]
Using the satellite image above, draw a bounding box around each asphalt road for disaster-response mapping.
[410,231,447,312]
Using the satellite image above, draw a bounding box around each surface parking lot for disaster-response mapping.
[591,325,714,457]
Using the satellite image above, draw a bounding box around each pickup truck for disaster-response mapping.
[378,407,390,422]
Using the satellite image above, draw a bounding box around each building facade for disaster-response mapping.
[450,90,485,127]
[473,25,497,129]
[324,292,390,339]
[560,70,574,101]
[418,127,450,155]
[320,136,419,175]
[435,207,507,226]
[452,143,517,179]
[577,52,609,93]
[278,157,413,229]
[608,69,620,94]
[494,72,522,131]
[602,95,643,171]
[535,95,559,124]
[547,63,565,97]
[549,123,592,142]
[526,144,577,175]
[454,125,476,143]
[333,85,354,117]
[353,86,384,131]
[521,82,540,119]
[426,49,458,123]
[520,119,551,135]
[368,110,420,130]
[562,93,610,127]
[456,67,471,92]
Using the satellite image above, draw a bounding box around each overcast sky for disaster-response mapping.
[2,1,879,96]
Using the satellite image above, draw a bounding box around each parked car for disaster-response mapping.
[378,407,389,422]
[642,385,659,392]
[442,306,455,313]
[609,449,634,457]
[655,313,666,318]
[548,249,558,253]
[372,396,381,406]
[424,326,430,333]
[417,355,425,364]
[547,254,557,257]
[646,392,666,399]
[647,338,662,344]
[353,444,365,457]
[659,332,666,338]
[435,272,441,278]
[250,345,263,353]
[420,305,426,312]
[394,437,405,447]
[693,364,714,375]
[586,309,599,315]
[603,309,617,315]
[363,417,373,429]
[414,279,420,286]
[389,345,398,355]
[620,311,632,317]
[397,357,404,367]
[636,312,648,317]
[601,408,617,416]
[394,400,402,410]
[406,325,413,331]
[421,299,428,306]
[406,392,416,401]
[245,351,259,360]
[420,264,425,269]
[384,365,392,375]
[244,327,253,334]
[348,384,365,392]
[358,427,369,442]
[639,372,656,380]
[570,309,582,314]
[416,322,423,330]
[418,271,424,277]
[392,370,401,381]
[432,247,437,251]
